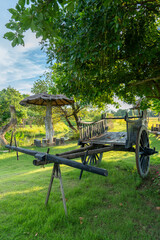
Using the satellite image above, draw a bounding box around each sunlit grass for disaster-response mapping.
[0,186,45,199]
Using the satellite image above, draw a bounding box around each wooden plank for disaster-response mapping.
[81,132,127,146]
[56,145,94,156]
[82,140,126,146]
[59,146,113,159]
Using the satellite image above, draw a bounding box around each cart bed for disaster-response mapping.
[81,132,127,146]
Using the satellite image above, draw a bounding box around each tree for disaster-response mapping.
[4,0,160,106]
[0,87,27,126]
[0,106,17,145]
[150,99,160,121]
[0,87,28,145]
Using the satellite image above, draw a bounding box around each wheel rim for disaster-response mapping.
[136,126,150,178]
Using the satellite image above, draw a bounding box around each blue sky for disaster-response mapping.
[0,0,47,94]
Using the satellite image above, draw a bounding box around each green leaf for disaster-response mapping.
[12,38,18,47]
[36,31,42,38]
[15,4,21,11]
[18,35,24,45]
[18,0,25,8]
[8,8,18,15]
[30,20,36,31]
[3,32,15,41]
[5,22,17,30]
[65,1,74,11]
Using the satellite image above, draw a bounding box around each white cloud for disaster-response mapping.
[0,30,47,93]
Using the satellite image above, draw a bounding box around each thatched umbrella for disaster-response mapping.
[20,93,74,143]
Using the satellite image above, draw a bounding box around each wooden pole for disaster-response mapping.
[58,165,67,216]
[45,164,56,206]
[14,136,19,160]
[9,131,14,152]
[45,163,67,216]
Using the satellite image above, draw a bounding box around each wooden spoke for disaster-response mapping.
[81,144,103,165]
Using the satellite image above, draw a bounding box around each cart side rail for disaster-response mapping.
[79,118,108,140]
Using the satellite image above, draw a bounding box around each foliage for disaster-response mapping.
[79,107,103,122]
[0,87,27,126]
[4,0,160,106]
[151,99,160,114]
[31,71,55,94]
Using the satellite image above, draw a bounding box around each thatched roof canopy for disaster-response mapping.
[19,93,74,107]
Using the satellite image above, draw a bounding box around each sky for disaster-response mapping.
[0,0,47,95]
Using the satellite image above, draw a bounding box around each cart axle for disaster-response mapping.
[139,147,158,156]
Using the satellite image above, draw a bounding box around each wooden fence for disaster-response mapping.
[151,124,160,132]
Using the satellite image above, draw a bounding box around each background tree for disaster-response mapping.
[0,87,27,145]
[150,99,160,121]
[0,106,17,145]
[0,87,27,126]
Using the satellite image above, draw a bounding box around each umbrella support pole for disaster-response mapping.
[45,163,67,216]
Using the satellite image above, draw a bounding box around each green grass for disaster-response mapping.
[0,135,160,240]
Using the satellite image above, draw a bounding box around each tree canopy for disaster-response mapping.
[4,0,160,106]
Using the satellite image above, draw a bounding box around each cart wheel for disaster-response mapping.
[136,126,150,178]
[81,144,103,165]
[83,153,103,165]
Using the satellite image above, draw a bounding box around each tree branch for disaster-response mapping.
[153,80,160,95]
[129,76,160,86]
[146,96,160,99]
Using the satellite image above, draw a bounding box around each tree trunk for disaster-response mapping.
[60,106,78,132]
[71,103,80,130]
[158,112,160,122]
[0,105,17,145]
[142,109,148,127]
[45,103,54,144]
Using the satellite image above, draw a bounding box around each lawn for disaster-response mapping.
[0,130,160,240]
[1,117,160,240]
